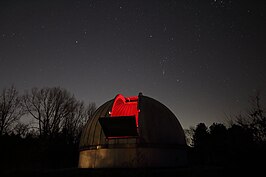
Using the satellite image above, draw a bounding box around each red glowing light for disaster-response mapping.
[111,94,139,127]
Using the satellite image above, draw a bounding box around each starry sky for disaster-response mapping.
[1,0,266,129]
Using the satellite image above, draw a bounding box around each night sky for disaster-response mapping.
[1,0,266,129]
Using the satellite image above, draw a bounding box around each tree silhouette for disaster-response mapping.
[22,87,78,139]
[192,123,210,165]
[235,92,266,142]
[12,122,30,137]
[192,123,209,148]
[227,124,254,165]
[62,102,96,144]
[0,86,23,136]
[209,123,227,165]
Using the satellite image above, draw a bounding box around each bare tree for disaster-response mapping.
[79,102,96,137]
[0,86,23,135]
[22,87,77,139]
[62,101,86,143]
[13,122,30,137]
[62,102,97,144]
[235,92,266,142]
[86,102,96,123]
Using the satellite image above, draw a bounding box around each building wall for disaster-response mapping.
[79,147,187,168]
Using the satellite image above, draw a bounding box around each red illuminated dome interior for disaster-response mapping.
[110,94,139,127]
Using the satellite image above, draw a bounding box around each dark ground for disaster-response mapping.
[1,166,263,177]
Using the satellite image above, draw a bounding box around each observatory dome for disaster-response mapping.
[79,93,187,168]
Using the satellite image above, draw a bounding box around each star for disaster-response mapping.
[162,70,165,76]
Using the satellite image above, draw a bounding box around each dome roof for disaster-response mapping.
[79,93,186,150]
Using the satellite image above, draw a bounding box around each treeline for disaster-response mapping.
[0,86,96,171]
[1,85,266,172]
[185,93,266,168]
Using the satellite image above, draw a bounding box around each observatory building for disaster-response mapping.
[79,93,188,168]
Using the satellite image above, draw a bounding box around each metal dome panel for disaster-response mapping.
[79,93,188,168]
[79,93,186,149]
